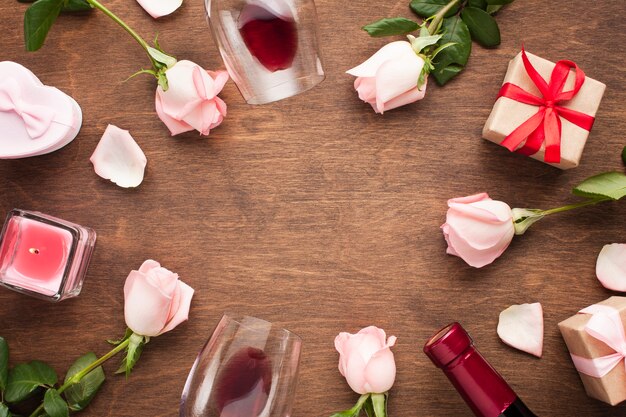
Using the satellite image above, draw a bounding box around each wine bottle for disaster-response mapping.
[423,322,538,417]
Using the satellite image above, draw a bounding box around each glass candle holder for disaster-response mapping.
[0,209,96,302]
[205,0,325,105]
[180,314,302,417]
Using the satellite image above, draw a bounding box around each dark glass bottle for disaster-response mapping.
[423,322,538,417]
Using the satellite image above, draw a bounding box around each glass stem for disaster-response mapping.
[84,0,157,67]
[27,338,131,417]
[539,197,611,216]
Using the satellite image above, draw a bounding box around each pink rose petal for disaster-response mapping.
[90,124,147,188]
[497,303,543,357]
[136,0,182,18]
[596,243,626,291]
[346,41,415,77]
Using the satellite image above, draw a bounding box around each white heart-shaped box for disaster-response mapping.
[0,61,82,159]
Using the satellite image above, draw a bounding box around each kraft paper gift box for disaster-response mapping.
[558,296,626,406]
[482,50,606,170]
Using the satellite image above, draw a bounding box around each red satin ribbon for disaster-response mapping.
[497,49,595,163]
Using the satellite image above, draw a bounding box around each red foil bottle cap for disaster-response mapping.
[423,322,472,367]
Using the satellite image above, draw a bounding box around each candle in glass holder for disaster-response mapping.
[0,209,96,301]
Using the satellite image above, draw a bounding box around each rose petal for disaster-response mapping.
[448,193,491,205]
[445,225,513,268]
[446,200,514,249]
[346,41,415,77]
[135,0,182,18]
[596,243,626,291]
[90,124,147,188]
[497,303,543,357]
[334,332,351,376]
[374,52,424,109]
[139,259,161,274]
[378,81,427,113]
[363,346,396,393]
[155,92,194,136]
[124,270,172,336]
[158,280,194,335]
[344,349,368,394]
[354,77,377,104]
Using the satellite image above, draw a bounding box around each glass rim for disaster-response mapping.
[220,312,302,342]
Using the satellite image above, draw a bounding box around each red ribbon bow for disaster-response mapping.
[497,49,595,163]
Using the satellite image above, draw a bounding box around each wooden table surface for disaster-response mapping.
[1,0,625,416]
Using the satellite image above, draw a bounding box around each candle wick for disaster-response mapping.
[29,248,40,255]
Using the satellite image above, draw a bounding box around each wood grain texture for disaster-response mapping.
[0,0,625,416]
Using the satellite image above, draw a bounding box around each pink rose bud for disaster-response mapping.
[155,60,229,136]
[124,260,194,337]
[346,41,427,114]
[441,193,515,268]
[334,326,397,394]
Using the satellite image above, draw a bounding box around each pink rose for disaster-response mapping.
[346,41,427,114]
[124,260,194,337]
[442,193,515,268]
[155,60,228,136]
[334,326,397,394]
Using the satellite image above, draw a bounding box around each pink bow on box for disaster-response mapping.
[571,304,626,378]
[0,78,54,139]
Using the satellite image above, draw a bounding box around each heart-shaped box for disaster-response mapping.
[0,61,82,159]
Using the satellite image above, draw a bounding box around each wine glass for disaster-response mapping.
[180,314,302,417]
[204,0,325,104]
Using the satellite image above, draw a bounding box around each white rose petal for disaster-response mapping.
[596,243,626,291]
[136,0,182,19]
[497,303,543,357]
[90,124,147,188]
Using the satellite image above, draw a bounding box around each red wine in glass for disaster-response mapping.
[213,347,273,417]
[239,4,298,72]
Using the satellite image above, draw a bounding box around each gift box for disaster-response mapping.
[558,296,626,406]
[482,49,605,169]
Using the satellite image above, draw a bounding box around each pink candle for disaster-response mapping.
[0,209,96,301]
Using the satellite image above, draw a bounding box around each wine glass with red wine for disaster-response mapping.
[180,314,302,417]
[205,0,325,104]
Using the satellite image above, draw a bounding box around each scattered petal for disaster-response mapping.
[497,303,543,357]
[596,243,626,291]
[136,0,182,18]
[90,124,147,188]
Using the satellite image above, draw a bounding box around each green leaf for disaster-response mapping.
[431,16,471,85]
[371,393,387,417]
[486,4,503,14]
[0,337,8,393]
[63,353,105,412]
[485,0,514,4]
[116,333,146,377]
[0,403,10,417]
[622,146,626,165]
[468,0,488,9]
[461,7,501,47]
[363,396,375,417]
[362,18,419,37]
[407,33,443,54]
[410,0,461,18]
[43,389,69,417]
[5,361,57,403]
[107,328,133,346]
[329,394,370,417]
[24,0,63,51]
[147,46,177,69]
[61,0,93,11]
[573,171,626,201]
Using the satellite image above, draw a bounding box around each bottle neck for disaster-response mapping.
[441,344,518,417]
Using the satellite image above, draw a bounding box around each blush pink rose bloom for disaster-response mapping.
[442,193,515,268]
[124,260,194,337]
[346,41,427,114]
[156,60,228,136]
[334,326,397,394]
